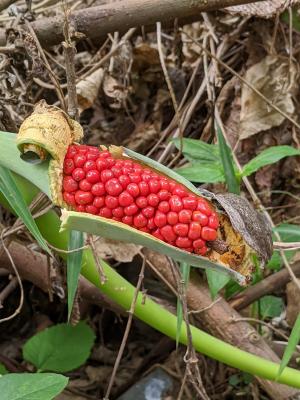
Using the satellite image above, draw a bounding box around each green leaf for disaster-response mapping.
[172,138,219,161]
[0,373,68,400]
[0,363,8,375]
[281,9,300,32]
[0,131,50,196]
[216,124,240,194]
[67,230,84,321]
[60,210,247,286]
[206,269,230,300]
[259,296,284,319]
[268,224,300,270]
[23,322,95,373]
[278,314,300,377]
[242,146,300,177]
[175,163,225,183]
[0,166,50,255]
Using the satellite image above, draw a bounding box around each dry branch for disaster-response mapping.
[0,0,265,47]
[144,249,300,400]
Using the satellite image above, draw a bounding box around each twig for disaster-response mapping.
[0,230,24,323]
[0,276,18,308]
[62,0,79,120]
[230,317,289,341]
[87,235,107,284]
[104,256,146,400]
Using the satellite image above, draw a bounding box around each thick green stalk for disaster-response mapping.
[1,174,300,388]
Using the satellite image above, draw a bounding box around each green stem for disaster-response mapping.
[1,174,300,388]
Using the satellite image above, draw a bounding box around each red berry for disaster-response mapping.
[147,193,159,207]
[152,228,164,241]
[141,173,151,182]
[96,158,108,171]
[112,207,124,218]
[91,182,105,196]
[78,146,88,153]
[63,158,75,175]
[147,218,156,230]
[127,183,140,197]
[76,205,85,212]
[192,211,208,226]
[79,179,92,191]
[197,199,212,216]
[149,179,160,193]
[72,168,85,181]
[63,176,78,192]
[105,178,123,196]
[74,153,86,167]
[167,211,178,225]
[208,212,219,229]
[142,206,155,218]
[119,191,134,207]
[119,175,131,189]
[136,196,148,208]
[173,223,189,237]
[169,195,183,212]
[158,190,171,201]
[176,237,192,249]
[172,185,187,198]
[99,207,112,218]
[106,157,115,168]
[111,166,122,177]
[183,196,197,210]
[124,204,138,216]
[134,213,147,228]
[83,160,96,172]
[99,150,110,158]
[160,225,177,242]
[139,227,150,233]
[178,209,192,223]
[86,205,99,215]
[160,179,169,191]
[201,227,217,241]
[93,196,105,208]
[154,211,167,228]
[195,246,208,256]
[124,160,133,167]
[193,239,205,250]
[101,170,114,182]
[63,192,76,206]
[129,173,141,183]
[86,170,101,184]
[87,152,98,161]
[139,181,149,196]
[105,196,119,209]
[169,181,176,191]
[66,145,78,158]
[158,201,170,213]
[122,215,133,225]
[133,163,143,173]
[122,166,133,175]
[75,191,93,205]
[188,222,201,240]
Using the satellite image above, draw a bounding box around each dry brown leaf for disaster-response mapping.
[132,43,160,70]
[226,0,299,18]
[239,56,296,139]
[286,280,300,327]
[94,237,141,263]
[76,68,104,113]
[103,74,128,109]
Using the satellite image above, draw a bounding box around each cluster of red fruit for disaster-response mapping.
[62,145,219,255]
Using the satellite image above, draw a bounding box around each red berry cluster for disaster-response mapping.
[62,144,219,255]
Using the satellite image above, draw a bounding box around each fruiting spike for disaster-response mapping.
[62,144,219,255]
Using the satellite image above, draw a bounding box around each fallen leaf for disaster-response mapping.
[76,68,104,113]
[239,56,296,139]
[103,74,128,109]
[286,280,300,327]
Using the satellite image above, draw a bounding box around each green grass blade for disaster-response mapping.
[242,146,300,177]
[0,165,50,254]
[277,314,300,377]
[216,124,240,195]
[176,262,190,347]
[67,230,84,321]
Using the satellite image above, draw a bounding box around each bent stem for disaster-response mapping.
[1,131,300,388]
